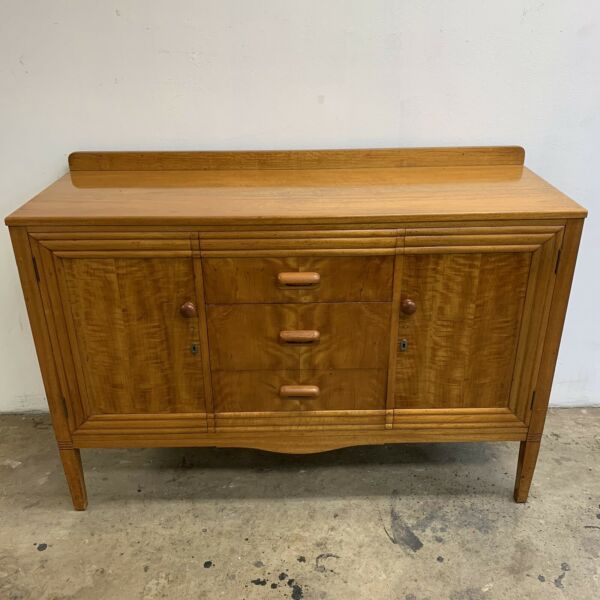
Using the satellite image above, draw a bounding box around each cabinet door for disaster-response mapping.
[34,235,208,430]
[394,226,563,423]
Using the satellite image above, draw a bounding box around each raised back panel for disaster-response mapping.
[68,146,526,171]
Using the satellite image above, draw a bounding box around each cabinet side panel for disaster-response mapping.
[8,227,73,444]
[508,232,563,422]
[528,219,584,439]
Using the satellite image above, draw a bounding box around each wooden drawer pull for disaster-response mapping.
[277,272,320,286]
[280,385,320,398]
[279,330,320,343]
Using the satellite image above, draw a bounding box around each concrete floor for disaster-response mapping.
[0,409,599,600]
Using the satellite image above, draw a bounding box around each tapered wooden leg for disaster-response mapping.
[59,448,88,510]
[513,440,541,503]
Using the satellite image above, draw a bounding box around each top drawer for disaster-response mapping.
[202,256,395,303]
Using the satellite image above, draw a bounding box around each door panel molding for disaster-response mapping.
[393,226,563,425]
[32,234,209,428]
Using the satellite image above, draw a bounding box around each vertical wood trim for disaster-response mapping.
[8,227,73,443]
[51,254,98,416]
[508,230,563,422]
[521,231,563,423]
[386,231,405,428]
[192,236,215,432]
[528,219,584,438]
[32,241,85,428]
[507,251,539,416]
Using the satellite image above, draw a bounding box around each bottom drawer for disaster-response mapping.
[212,369,386,413]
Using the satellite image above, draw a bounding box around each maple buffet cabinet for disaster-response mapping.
[5,147,586,510]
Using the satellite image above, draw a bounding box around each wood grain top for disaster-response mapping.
[5,148,586,226]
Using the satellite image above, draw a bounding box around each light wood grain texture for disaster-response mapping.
[58,448,87,510]
[8,228,86,510]
[395,252,531,411]
[191,235,217,432]
[35,242,87,428]
[54,255,207,416]
[72,425,527,451]
[385,241,405,428]
[212,369,386,413]
[4,147,586,508]
[203,255,394,303]
[5,159,586,227]
[508,234,563,421]
[68,147,526,171]
[514,218,584,502]
[72,413,208,436]
[207,302,391,371]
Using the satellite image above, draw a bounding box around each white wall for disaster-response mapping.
[1,0,598,411]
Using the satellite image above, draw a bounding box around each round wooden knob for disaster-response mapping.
[401,298,417,315]
[179,301,197,318]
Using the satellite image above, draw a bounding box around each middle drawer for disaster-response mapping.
[207,303,391,370]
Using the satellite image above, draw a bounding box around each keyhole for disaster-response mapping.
[190,342,199,355]
[399,338,409,352]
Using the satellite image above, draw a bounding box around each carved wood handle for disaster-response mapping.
[401,298,417,315]
[179,301,197,318]
[279,385,320,398]
[277,272,320,286]
[279,330,321,343]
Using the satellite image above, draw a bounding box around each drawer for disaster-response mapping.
[207,302,391,370]
[212,369,386,412]
[202,256,394,303]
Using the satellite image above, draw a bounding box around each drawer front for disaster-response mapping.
[207,302,391,370]
[202,256,394,303]
[212,369,386,412]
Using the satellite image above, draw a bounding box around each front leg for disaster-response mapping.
[513,439,541,503]
[58,446,88,510]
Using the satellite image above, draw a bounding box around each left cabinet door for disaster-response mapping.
[32,234,208,431]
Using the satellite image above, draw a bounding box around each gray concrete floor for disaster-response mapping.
[0,408,599,600]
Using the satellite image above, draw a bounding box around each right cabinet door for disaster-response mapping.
[394,225,563,423]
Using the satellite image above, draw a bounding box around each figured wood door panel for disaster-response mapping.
[207,302,391,371]
[394,227,562,421]
[396,253,530,409]
[37,239,207,419]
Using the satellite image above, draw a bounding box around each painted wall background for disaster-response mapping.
[1,0,598,411]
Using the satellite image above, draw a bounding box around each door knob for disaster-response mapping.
[401,298,417,315]
[179,301,197,318]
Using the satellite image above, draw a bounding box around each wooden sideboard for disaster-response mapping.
[5,147,586,510]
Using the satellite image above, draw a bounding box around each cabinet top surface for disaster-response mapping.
[5,147,587,226]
